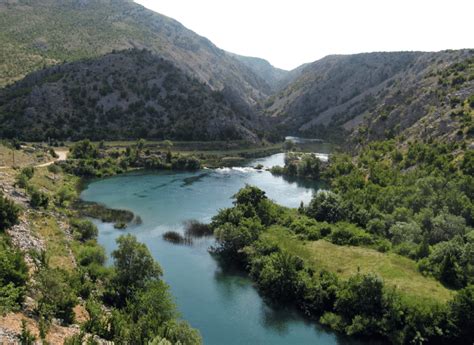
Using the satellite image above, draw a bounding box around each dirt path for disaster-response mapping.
[0,149,68,169]
[34,149,68,167]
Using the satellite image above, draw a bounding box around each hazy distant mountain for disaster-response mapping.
[0,0,272,111]
[266,50,474,145]
[227,53,293,91]
[0,49,261,141]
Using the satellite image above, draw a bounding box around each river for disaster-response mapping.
[80,153,374,345]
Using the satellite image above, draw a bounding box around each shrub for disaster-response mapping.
[35,268,77,324]
[29,188,49,209]
[70,140,99,159]
[448,285,474,343]
[184,220,212,237]
[56,186,75,206]
[77,245,106,267]
[162,231,192,245]
[330,223,373,246]
[252,250,304,302]
[0,194,20,231]
[71,219,98,241]
[307,191,345,223]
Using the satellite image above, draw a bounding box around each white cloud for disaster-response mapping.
[135,0,474,70]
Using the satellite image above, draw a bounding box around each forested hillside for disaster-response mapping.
[0,49,262,141]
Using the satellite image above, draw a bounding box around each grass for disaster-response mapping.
[29,212,75,271]
[26,167,81,271]
[0,145,46,167]
[262,226,455,305]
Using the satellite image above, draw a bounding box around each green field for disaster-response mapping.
[263,226,454,305]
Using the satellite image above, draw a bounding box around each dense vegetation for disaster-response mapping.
[270,152,323,179]
[0,236,28,314]
[58,139,201,178]
[210,137,474,344]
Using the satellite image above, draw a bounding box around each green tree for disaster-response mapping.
[307,191,345,223]
[233,185,267,207]
[253,250,304,302]
[448,285,474,343]
[111,234,163,305]
[70,140,99,159]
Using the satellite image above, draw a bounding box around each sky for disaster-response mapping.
[135,0,474,70]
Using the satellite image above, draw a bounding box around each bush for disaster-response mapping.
[29,188,49,209]
[252,251,304,302]
[162,231,192,245]
[77,245,106,267]
[307,191,345,223]
[0,240,28,303]
[0,283,24,314]
[329,223,373,246]
[35,268,77,324]
[71,218,98,241]
[448,285,474,343]
[56,186,75,206]
[184,220,212,237]
[0,194,20,231]
[70,140,99,159]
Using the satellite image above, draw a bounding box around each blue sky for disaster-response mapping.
[136,0,474,70]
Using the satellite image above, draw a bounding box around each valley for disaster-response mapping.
[0,0,473,344]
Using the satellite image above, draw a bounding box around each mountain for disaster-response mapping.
[265,50,474,145]
[0,0,272,112]
[228,53,290,91]
[0,49,261,141]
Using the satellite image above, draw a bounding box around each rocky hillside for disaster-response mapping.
[0,49,261,141]
[0,0,271,112]
[228,53,290,91]
[266,50,474,146]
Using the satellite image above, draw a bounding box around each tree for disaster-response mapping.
[111,234,163,305]
[56,186,75,206]
[128,281,178,342]
[233,185,267,208]
[448,285,474,343]
[389,222,422,245]
[158,320,202,345]
[254,250,304,301]
[307,191,345,223]
[429,212,467,244]
[70,140,99,159]
[214,218,263,261]
[335,274,384,320]
[440,253,464,288]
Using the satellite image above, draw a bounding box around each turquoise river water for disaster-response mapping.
[81,152,376,345]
